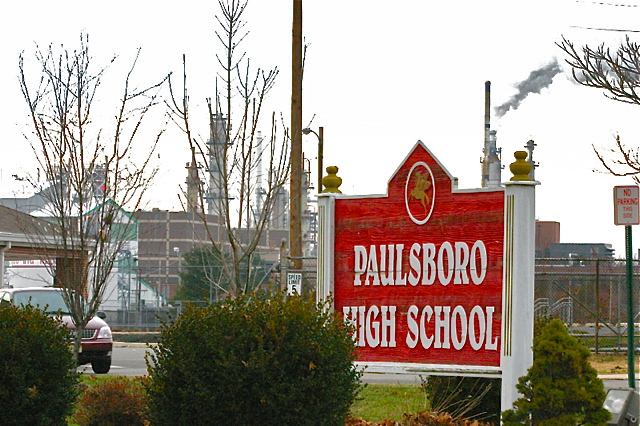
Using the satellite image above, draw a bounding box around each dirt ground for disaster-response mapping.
[590,352,637,374]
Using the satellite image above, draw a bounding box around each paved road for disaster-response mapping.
[82,345,639,390]
[78,343,150,377]
[84,345,430,383]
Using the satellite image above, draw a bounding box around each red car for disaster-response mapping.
[0,286,113,374]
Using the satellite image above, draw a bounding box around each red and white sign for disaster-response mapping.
[8,259,55,268]
[614,185,640,226]
[332,142,505,367]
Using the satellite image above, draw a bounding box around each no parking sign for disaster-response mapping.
[614,186,640,226]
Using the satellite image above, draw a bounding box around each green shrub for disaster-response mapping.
[0,303,78,426]
[533,315,552,337]
[422,376,500,424]
[502,319,610,425]
[146,292,362,426]
[418,315,554,425]
[72,376,149,425]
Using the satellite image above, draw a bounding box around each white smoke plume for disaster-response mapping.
[495,59,562,118]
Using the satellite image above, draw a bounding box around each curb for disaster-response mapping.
[114,341,155,348]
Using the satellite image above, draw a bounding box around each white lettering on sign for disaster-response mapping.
[342,304,498,351]
[287,273,302,295]
[342,305,397,348]
[353,241,487,286]
[405,304,498,351]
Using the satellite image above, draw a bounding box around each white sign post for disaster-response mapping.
[614,185,640,225]
[287,272,302,296]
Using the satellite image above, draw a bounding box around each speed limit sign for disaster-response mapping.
[287,273,302,295]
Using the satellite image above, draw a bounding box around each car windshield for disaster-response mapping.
[13,290,71,314]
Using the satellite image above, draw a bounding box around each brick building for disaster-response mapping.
[134,209,288,299]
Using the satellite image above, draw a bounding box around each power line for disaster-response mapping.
[570,25,640,32]
[571,1,640,32]
[576,1,638,7]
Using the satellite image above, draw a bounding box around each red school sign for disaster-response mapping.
[332,141,505,367]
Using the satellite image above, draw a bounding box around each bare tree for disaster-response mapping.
[593,134,640,185]
[558,35,640,182]
[167,0,290,297]
[17,33,168,359]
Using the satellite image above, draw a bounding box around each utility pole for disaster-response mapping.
[290,0,303,270]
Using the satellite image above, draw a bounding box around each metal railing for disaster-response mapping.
[536,257,640,353]
[105,256,640,353]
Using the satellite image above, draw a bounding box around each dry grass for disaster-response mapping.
[590,352,636,374]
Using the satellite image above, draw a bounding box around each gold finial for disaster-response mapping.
[321,166,342,193]
[509,151,533,181]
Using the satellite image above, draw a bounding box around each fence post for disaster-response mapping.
[595,258,600,355]
[625,225,636,388]
[279,239,288,293]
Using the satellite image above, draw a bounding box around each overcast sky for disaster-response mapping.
[2,0,640,256]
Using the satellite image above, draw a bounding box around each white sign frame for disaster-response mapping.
[317,142,539,415]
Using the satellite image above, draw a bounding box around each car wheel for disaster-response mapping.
[91,357,111,374]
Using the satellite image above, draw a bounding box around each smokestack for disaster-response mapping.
[481,81,501,188]
[482,81,491,187]
[186,146,202,214]
[255,131,264,217]
[484,81,491,137]
[525,140,537,180]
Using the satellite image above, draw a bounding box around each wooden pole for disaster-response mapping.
[290,0,303,270]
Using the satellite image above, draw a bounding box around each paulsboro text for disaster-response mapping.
[353,241,488,286]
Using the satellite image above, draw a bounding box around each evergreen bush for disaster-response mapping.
[502,319,610,425]
[146,292,362,425]
[419,315,553,425]
[0,303,78,426]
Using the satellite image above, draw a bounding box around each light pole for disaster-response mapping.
[302,126,324,192]
[173,247,181,291]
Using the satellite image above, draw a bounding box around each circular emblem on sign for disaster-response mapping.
[405,161,435,225]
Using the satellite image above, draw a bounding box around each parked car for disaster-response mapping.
[0,286,113,374]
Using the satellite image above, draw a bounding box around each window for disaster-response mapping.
[13,290,70,314]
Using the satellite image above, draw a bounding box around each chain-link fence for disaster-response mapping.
[101,306,175,331]
[103,300,218,331]
[105,257,319,330]
[276,256,317,298]
[105,256,640,349]
[536,257,640,353]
